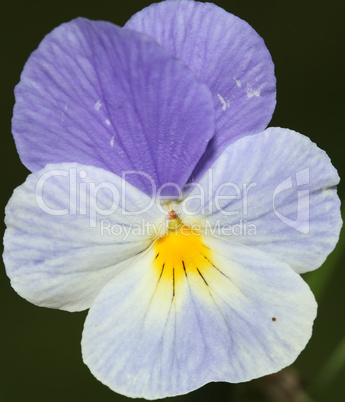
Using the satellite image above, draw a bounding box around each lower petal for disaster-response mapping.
[82,230,316,399]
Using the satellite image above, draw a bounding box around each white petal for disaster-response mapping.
[4,163,165,311]
[181,127,341,273]
[82,228,316,399]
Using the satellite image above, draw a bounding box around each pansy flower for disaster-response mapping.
[4,0,342,400]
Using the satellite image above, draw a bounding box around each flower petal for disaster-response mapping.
[125,1,276,182]
[3,163,165,312]
[82,234,316,399]
[12,18,215,195]
[181,127,342,274]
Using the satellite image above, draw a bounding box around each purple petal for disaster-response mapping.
[82,235,316,399]
[12,18,215,195]
[3,163,165,312]
[125,1,276,182]
[181,127,342,274]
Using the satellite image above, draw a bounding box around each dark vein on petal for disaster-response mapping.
[182,260,187,277]
[203,254,231,280]
[202,252,251,300]
[172,267,175,299]
[158,263,165,282]
[184,269,211,360]
[196,268,208,286]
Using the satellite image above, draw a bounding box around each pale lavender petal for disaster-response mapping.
[181,127,342,274]
[125,1,276,182]
[82,236,316,399]
[3,163,165,312]
[12,18,215,195]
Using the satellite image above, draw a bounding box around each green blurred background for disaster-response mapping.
[1,0,344,401]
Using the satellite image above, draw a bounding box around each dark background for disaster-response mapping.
[1,1,344,401]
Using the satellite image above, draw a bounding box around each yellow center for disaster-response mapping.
[154,221,213,294]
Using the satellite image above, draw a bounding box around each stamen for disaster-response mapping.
[168,210,182,231]
[169,210,178,220]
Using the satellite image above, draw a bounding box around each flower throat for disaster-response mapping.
[153,210,213,294]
